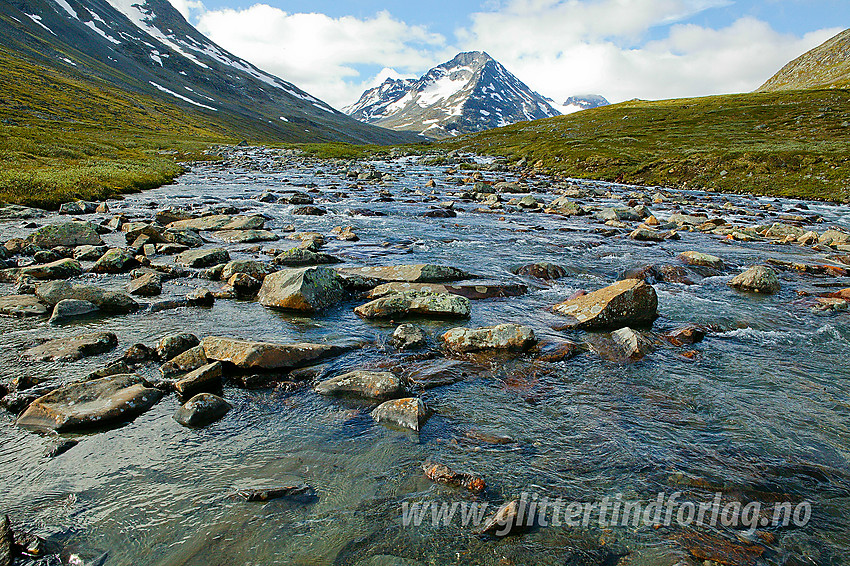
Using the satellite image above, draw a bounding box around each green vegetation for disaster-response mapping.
[441,89,850,201]
[758,29,850,92]
[0,46,229,209]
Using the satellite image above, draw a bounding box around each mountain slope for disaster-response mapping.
[758,28,850,92]
[0,0,416,144]
[440,90,850,201]
[344,51,561,138]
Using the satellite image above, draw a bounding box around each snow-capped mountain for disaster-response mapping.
[343,52,562,138]
[0,0,414,144]
[561,95,610,111]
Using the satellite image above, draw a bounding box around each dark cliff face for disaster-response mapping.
[343,51,561,139]
[0,0,418,143]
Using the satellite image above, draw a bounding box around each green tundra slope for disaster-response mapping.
[759,29,850,92]
[441,89,850,201]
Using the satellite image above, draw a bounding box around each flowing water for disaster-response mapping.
[1,148,850,565]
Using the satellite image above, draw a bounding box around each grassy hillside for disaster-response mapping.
[440,89,850,202]
[0,46,231,209]
[759,29,850,92]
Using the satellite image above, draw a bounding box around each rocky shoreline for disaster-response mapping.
[1,146,849,565]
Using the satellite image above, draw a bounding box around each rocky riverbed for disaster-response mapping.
[1,146,850,565]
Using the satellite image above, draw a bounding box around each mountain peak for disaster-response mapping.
[344,51,559,138]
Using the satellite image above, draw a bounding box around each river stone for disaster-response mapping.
[127,272,162,296]
[610,327,655,361]
[202,336,347,370]
[546,196,585,216]
[176,248,230,268]
[156,333,200,361]
[15,374,162,432]
[48,299,99,324]
[91,248,138,274]
[163,228,204,247]
[596,207,641,222]
[511,262,567,280]
[26,221,103,248]
[221,260,275,281]
[679,251,724,270]
[371,398,428,431]
[36,280,139,313]
[20,258,83,280]
[167,214,264,232]
[24,332,117,362]
[174,393,231,427]
[0,295,48,317]
[552,279,659,330]
[368,281,527,300]
[389,324,427,350]
[819,229,850,247]
[273,248,342,267]
[174,361,223,399]
[729,266,780,294]
[337,264,473,283]
[355,292,470,319]
[74,244,108,261]
[161,344,208,377]
[257,266,346,312]
[442,324,537,352]
[315,371,404,399]
[629,228,666,242]
[0,515,12,566]
[214,230,279,244]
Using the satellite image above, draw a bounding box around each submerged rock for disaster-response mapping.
[257,266,346,312]
[368,282,527,300]
[237,484,316,503]
[442,324,537,353]
[315,370,405,399]
[24,332,117,362]
[0,295,48,317]
[729,266,780,294]
[355,292,470,319]
[511,262,567,280]
[337,264,473,283]
[202,336,347,370]
[371,397,429,431]
[16,374,162,432]
[423,462,485,493]
[174,393,230,427]
[610,327,655,361]
[552,279,658,330]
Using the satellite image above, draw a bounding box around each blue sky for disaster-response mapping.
[171,0,847,108]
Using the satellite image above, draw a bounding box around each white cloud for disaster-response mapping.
[169,0,840,112]
[194,5,447,108]
[455,1,841,103]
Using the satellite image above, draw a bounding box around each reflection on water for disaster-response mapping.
[1,151,850,565]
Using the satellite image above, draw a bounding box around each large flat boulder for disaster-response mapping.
[167,214,264,231]
[201,336,347,370]
[315,370,405,399]
[36,280,139,313]
[355,292,470,319]
[337,264,473,283]
[442,324,537,353]
[257,267,345,312]
[15,374,162,432]
[213,230,278,244]
[26,221,103,248]
[552,279,658,330]
[24,332,118,362]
